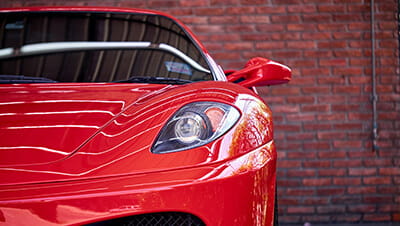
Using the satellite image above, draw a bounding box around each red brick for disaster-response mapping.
[348,22,371,30]
[303,178,331,186]
[318,168,347,176]
[334,14,364,22]
[333,85,361,94]
[277,179,302,187]
[394,213,400,222]
[287,96,315,104]
[317,205,346,214]
[240,0,266,4]
[180,0,208,6]
[303,160,331,168]
[348,204,376,213]
[289,76,315,85]
[333,140,362,148]
[287,41,316,49]
[278,160,302,168]
[316,187,346,196]
[286,150,316,159]
[285,188,315,196]
[210,0,239,5]
[334,214,362,222]
[317,76,346,84]
[317,95,346,103]
[287,168,316,177]
[303,14,331,23]
[301,68,330,76]
[288,5,316,13]
[279,216,301,223]
[349,168,377,176]
[303,215,332,222]
[303,141,331,150]
[317,5,346,12]
[301,86,331,94]
[255,42,285,50]
[378,186,400,195]
[287,24,317,31]
[364,214,391,221]
[331,104,361,111]
[379,167,400,175]
[333,177,361,185]
[192,25,224,33]
[316,113,346,121]
[331,196,362,204]
[319,58,347,66]
[286,114,315,122]
[255,24,285,32]
[271,105,300,113]
[301,104,329,112]
[180,17,208,24]
[225,6,255,14]
[225,24,255,32]
[272,33,302,41]
[363,176,392,185]
[148,0,178,7]
[304,197,330,206]
[223,42,253,50]
[209,16,239,24]
[287,206,314,214]
[270,15,301,23]
[304,50,332,57]
[256,6,286,14]
[349,76,371,84]
[318,151,346,159]
[240,15,270,23]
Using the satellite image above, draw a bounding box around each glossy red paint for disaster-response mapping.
[227,57,291,87]
[0,82,277,225]
[0,6,289,226]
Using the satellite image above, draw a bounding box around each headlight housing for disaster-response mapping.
[151,102,240,154]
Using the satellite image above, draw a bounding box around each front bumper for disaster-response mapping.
[0,141,277,226]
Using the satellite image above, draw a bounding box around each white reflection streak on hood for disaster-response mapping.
[38,90,76,94]
[98,89,236,140]
[24,110,115,116]
[79,124,159,155]
[0,146,69,155]
[0,113,16,116]
[111,88,234,128]
[0,101,25,106]
[32,99,126,109]
[100,108,170,138]
[0,146,148,176]
[6,125,100,130]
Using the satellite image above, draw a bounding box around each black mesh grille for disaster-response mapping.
[87,212,205,226]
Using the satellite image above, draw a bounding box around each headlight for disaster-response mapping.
[151,102,241,154]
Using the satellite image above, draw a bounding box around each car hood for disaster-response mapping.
[0,83,170,167]
[0,81,265,187]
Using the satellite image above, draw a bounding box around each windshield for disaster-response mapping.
[0,11,213,83]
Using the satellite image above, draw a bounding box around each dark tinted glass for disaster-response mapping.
[0,11,213,82]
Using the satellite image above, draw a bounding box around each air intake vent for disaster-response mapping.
[86,212,205,226]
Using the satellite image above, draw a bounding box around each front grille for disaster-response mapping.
[87,212,205,226]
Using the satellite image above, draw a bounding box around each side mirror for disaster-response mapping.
[226,57,291,88]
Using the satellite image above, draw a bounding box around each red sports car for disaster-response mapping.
[0,7,290,226]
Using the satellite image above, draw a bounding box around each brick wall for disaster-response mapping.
[1,0,399,224]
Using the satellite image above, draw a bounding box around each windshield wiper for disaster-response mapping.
[115,76,193,85]
[0,75,57,84]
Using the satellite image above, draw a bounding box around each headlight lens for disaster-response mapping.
[152,102,240,154]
